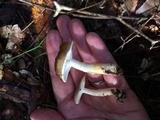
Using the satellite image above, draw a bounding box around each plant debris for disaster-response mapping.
[31,0,53,35]
[0,24,25,50]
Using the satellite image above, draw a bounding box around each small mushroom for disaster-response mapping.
[74,76,127,104]
[55,41,123,82]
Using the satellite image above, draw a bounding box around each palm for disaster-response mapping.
[56,73,146,120]
[30,15,149,120]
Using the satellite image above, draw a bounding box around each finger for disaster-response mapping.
[86,32,129,89]
[30,108,65,120]
[86,32,116,63]
[46,30,62,74]
[56,15,71,42]
[68,19,96,63]
[68,19,102,82]
[57,15,83,86]
[46,30,74,102]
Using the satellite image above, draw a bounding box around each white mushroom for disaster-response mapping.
[74,76,127,104]
[55,41,123,82]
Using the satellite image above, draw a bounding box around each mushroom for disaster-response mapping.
[55,41,123,82]
[74,76,127,104]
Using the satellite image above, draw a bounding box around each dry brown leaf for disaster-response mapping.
[136,0,160,25]
[0,24,25,41]
[136,0,159,14]
[0,24,25,50]
[124,0,138,12]
[31,0,53,34]
[155,12,160,25]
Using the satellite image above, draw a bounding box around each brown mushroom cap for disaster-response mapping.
[55,41,73,82]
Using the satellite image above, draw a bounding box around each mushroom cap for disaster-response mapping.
[74,76,86,104]
[55,41,73,82]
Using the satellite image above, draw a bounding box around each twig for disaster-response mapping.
[18,0,144,20]
[67,0,106,14]
[1,37,45,65]
[116,17,160,50]
[115,12,158,52]
[18,0,160,49]
[115,35,140,52]
[0,91,27,103]
[53,1,73,17]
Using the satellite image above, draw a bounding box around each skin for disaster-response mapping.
[30,15,150,120]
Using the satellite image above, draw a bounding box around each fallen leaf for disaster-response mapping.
[31,0,53,34]
[136,0,159,14]
[0,24,25,50]
[124,0,138,12]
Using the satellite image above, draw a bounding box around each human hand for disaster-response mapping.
[30,15,150,120]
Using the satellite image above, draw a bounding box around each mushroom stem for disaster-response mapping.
[70,59,122,75]
[74,76,127,104]
[82,87,116,96]
[55,41,122,82]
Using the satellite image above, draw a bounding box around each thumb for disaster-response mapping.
[30,108,65,120]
